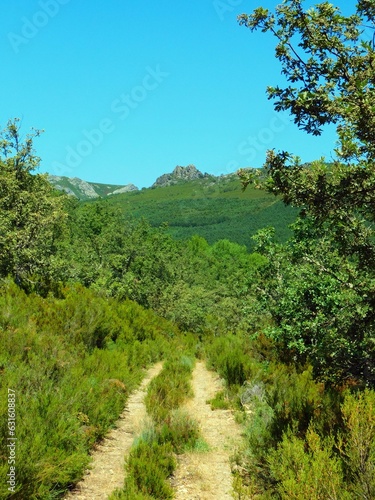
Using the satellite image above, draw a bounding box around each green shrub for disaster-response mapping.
[159,410,200,453]
[338,389,375,499]
[0,280,171,499]
[123,439,175,499]
[265,364,326,442]
[145,355,194,423]
[205,335,253,386]
[268,427,350,500]
[207,389,231,410]
[243,399,275,482]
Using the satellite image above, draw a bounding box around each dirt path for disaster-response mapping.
[170,361,243,500]
[64,362,163,500]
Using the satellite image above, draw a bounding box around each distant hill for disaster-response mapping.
[47,166,298,249]
[104,168,299,250]
[48,175,138,200]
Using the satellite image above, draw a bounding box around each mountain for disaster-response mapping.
[48,175,138,200]
[47,166,298,249]
[152,165,209,187]
[104,169,298,250]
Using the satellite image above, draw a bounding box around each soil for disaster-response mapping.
[64,362,163,500]
[64,360,243,500]
[170,361,243,500]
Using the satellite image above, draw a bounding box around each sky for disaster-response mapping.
[0,0,351,188]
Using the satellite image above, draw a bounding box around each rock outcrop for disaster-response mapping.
[152,165,207,187]
[108,184,138,195]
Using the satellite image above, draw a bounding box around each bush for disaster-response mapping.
[122,439,175,499]
[205,335,254,386]
[0,280,170,499]
[268,428,350,499]
[265,364,326,442]
[145,355,194,423]
[339,389,375,499]
[159,410,200,453]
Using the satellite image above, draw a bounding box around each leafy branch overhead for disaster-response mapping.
[238,2,375,143]
[237,0,375,228]
[238,0,375,218]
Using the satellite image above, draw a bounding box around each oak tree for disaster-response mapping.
[238,0,375,385]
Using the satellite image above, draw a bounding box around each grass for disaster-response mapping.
[145,355,194,423]
[185,437,211,453]
[207,389,231,410]
[0,280,174,499]
[111,354,200,500]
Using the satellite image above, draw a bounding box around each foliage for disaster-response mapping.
[249,226,375,385]
[111,354,199,500]
[145,355,194,423]
[238,0,375,387]
[111,438,175,500]
[205,334,260,387]
[0,119,68,294]
[104,173,298,250]
[0,280,172,499]
[0,118,273,339]
[3,7,375,490]
[266,390,375,499]
[210,333,375,498]
[338,389,375,499]
[63,200,268,336]
[207,390,231,410]
[268,428,350,499]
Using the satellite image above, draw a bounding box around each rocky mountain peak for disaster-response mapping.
[152,164,206,187]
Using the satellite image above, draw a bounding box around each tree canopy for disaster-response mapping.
[0,119,67,293]
[238,0,375,385]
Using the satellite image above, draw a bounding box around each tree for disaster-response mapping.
[237,1,375,385]
[238,0,375,216]
[0,119,68,293]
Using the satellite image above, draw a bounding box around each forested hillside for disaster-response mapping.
[1,0,375,498]
[103,173,298,250]
[49,168,298,250]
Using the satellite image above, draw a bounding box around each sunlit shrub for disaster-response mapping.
[0,280,170,498]
[268,427,350,499]
[338,389,375,498]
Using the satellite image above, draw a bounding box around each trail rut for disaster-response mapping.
[64,362,163,500]
[171,361,243,500]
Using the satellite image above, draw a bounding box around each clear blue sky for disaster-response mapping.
[1,0,349,188]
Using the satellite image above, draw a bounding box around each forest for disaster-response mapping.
[1,0,375,498]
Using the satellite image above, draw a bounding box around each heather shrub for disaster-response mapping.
[268,428,350,499]
[339,389,375,499]
[0,280,170,499]
[145,355,194,423]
